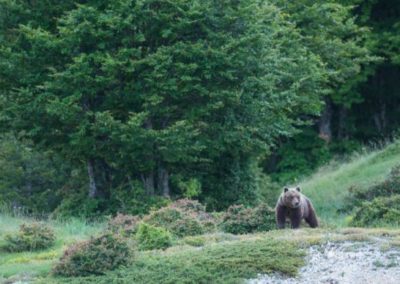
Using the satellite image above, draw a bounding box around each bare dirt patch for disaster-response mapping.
[248,240,400,284]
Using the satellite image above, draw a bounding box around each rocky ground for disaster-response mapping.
[248,240,400,284]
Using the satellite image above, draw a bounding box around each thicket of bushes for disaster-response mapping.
[220,204,275,234]
[136,223,173,251]
[347,165,400,226]
[143,199,216,237]
[351,195,400,227]
[2,223,55,252]
[52,198,276,277]
[53,232,132,277]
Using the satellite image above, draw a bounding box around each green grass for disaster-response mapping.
[0,213,104,281]
[2,140,400,283]
[301,140,400,226]
[38,236,305,284]
[34,227,400,284]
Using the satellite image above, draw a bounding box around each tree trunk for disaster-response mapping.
[99,159,112,198]
[141,172,155,196]
[318,98,333,143]
[141,117,156,195]
[338,106,348,139]
[158,165,170,198]
[87,159,97,198]
[373,101,387,134]
[380,101,387,131]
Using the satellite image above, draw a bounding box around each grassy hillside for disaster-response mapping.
[301,140,400,226]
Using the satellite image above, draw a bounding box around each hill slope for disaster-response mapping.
[301,140,400,225]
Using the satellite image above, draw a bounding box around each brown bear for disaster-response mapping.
[275,186,318,229]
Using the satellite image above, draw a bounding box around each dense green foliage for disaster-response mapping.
[0,134,71,213]
[53,232,131,277]
[139,199,217,236]
[0,0,374,215]
[343,164,400,226]
[267,0,400,183]
[221,204,275,234]
[346,164,400,209]
[136,222,172,251]
[351,195,400,227]
[2,223,55,252]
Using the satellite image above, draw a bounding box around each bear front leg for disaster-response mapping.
[290,209,302,229]
[276,206,286,229]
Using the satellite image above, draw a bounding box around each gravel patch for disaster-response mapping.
[248,241,400,284]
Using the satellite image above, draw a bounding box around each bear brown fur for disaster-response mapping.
[275,186,318,229]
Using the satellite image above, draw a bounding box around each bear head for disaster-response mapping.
[282,186,302,208]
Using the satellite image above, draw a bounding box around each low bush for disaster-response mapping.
[53,232,131,276]
[144,207,182,229]
[250,203,276,232]
[176,200,218,233]
[220,205,253,234]
[221,203,275,234]
[136,222,172,251]
[169,217,204,237]
[350,195,400,227]
[107,213,140,236]
[143,200,215,237]
[3,222,55,252]
[201,218,218,233]
[345,165,400,210]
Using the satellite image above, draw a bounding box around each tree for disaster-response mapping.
[0,0,370,211]
[265,0,400,184]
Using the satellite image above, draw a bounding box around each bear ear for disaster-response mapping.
[296,186,301,192]
[284,187,289,192]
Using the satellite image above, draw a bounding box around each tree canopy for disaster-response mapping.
[0,0,386,214]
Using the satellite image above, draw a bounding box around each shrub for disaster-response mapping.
[3,223,55,252]
[171,199,217,233]
[136,222,172,251]
[107,213,140,236]
[144,204,209,237]
[350,195,400,227]
[221,204,275,234]
[53,232,131,277]
[144,207,183,229]
[249,203,276,232]
[201,219,218,233]
[51,192,103,219]
[345,165,400,210]
[169,217,204,237]
[220,205,253,234]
